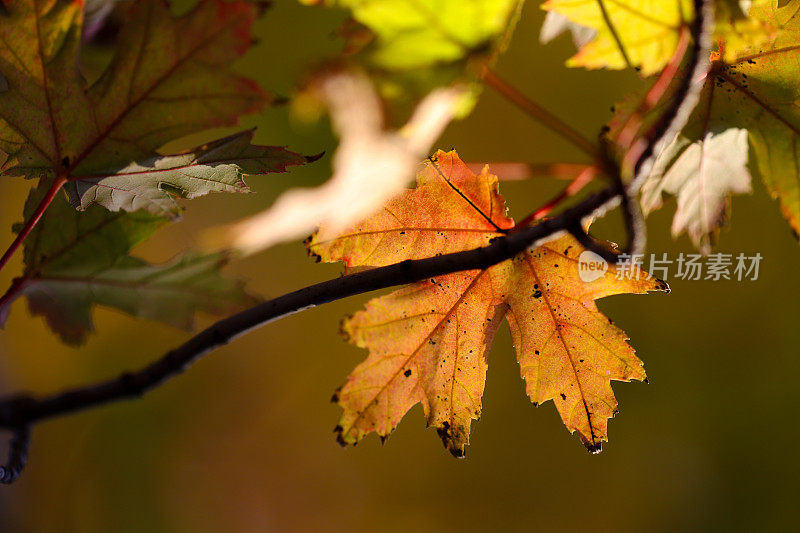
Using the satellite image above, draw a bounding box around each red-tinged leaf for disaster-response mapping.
[0,181,259,345]
[309,151,667,456]
[0,0,307,216]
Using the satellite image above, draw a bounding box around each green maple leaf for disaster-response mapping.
[0,0,308,216]
[0,181,258,345]
[301,0,523,121]
[309,0,522,70]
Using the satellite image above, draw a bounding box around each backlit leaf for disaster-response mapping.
[542,0,695,75]
[636,0,800,247]
[642,127,751,253]
[0,0,306,216]
[309,151,666,456]
[542,0,773,75]
[0,181,258,345]
[301,0,523,121]
[219,71,460,255]
[65,130,310,217]
[304,0,521,70]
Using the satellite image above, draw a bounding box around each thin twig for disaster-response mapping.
[627,0,714,194]
[0,177,66,274]
[514,166,598,228]
[480,66,600,159]
[0,185,621,431]
[0,426,30,484]
[617,0,714,255]
[615,27,691,150]
[464,162,591,181]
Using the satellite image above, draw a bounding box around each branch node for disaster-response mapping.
[0,426,30,484]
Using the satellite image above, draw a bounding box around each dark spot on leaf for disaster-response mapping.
[404,369,412,377]
[159,181,186,198]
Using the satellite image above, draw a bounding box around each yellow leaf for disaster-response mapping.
[542,0,774,75]
[542,0,694,75]
[309,151,667,455]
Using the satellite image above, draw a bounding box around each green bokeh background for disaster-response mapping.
[2,1,800,531]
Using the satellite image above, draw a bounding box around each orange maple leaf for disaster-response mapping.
[308,151,667,456]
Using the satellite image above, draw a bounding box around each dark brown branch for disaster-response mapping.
[616,0,714,256]
[628,0,714,193]
[0,0,714,484]
[0,185,620,431]
[0,426,30,484]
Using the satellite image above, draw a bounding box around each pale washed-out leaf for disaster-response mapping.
[219,71,461,255]
[642,128,751,253]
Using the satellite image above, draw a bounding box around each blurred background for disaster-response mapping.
[2,1,800,531]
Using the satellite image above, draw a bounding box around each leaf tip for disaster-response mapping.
[448,447,466,459]
[338,316,354,343]
[585,442,603,455]
[436,421,468,458]
[253,0,273,17]
[305,151,325,163]
[303,234,323,263]
[333,425,348,448]
[654,278,671,293]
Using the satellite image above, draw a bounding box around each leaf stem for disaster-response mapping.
[0,185,622,432]
[627,0,714,194]
[0,177,66,274]
[615,27,691,150]
[0,276,30,321]
[479,66,600,160]
[515,166,598,228]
